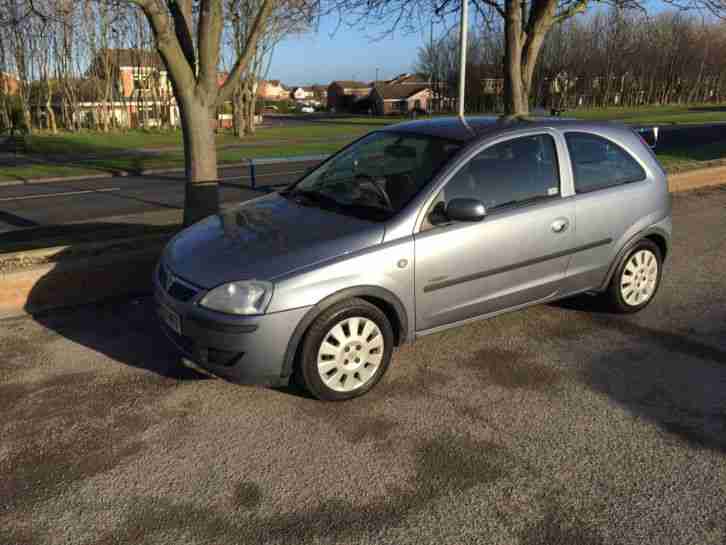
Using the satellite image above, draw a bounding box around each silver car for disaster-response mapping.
[155,117,671,400]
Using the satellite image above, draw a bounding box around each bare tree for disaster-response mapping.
[342,0,726,115]
[110,0,280,224]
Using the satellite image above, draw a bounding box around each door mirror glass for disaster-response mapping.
[445,198,487,222]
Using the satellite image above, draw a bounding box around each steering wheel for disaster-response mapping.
[354,174,393,210]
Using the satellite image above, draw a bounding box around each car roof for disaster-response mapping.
[381,115,627,142]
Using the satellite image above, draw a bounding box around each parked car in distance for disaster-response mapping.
[299,105,315,114]
[155,116,671,400]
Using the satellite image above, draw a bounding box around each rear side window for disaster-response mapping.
[443,134,561,211]
[565,132,646,193]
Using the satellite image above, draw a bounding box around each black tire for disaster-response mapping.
[298,298,394,401]
[606,239,663,313]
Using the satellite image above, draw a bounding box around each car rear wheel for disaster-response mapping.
[299,298,394,400]
[607,239,662,313]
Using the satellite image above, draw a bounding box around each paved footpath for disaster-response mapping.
[1,185,725,544]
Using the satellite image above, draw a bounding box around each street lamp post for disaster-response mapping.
[458,0,468,117]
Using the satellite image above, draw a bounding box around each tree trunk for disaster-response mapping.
[504,0,529,116]
[46,86,57,134]
[233,87,244,138]
[244,87,256,135]
[179,97,219,225]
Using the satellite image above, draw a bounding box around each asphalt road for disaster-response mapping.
[0,160,321,235]
[1,185,725,544]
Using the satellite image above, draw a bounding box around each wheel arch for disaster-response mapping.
[280,286,409,381]
[600,226,670,291]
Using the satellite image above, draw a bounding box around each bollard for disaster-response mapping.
[249,159,257,190]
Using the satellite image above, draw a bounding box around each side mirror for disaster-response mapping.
[445,198,487,222]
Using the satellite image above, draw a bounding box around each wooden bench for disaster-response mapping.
[1,134,27,156]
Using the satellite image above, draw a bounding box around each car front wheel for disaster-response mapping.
[299,298,394,400]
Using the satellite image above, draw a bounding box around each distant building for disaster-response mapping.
[290,86,315,102]
[482,78,504,95]
[310,85,328,106]
[258,80,288,101]
[71,48,229,129]
[370,83,432,115]
[327,81,371,112]
[87,48,171,99]
[384,73,431,86]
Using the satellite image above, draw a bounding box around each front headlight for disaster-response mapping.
[198,280,273,315]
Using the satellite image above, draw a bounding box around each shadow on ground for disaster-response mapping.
[1,221,179,253]
[554,295,726,453]
[29,297,204,382]
[12,220,201,382]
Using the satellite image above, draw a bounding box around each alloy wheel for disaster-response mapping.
[316,316,385,393]
[620,249,659,307]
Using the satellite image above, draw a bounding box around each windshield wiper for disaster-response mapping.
[286,189,345,212]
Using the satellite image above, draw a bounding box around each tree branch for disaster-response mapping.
[167,0,196,70]
[217,0,275,105]
[553,0,588,23]
[131,0,196,96]
[198,0,224,96]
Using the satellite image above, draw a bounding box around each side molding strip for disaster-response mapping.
[423,238,613,293]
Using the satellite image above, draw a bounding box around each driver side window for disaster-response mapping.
[425,134,561,229]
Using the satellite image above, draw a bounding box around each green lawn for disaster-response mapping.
[24,123,374,156]
[568,104,726,125]
[0,163,104,183]
[3,105,725,183]
[0,139,356,183]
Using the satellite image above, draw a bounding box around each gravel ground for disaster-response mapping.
[1,186,725,545]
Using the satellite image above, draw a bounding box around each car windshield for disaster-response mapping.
[282,131,462,221]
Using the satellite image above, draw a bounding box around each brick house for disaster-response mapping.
[257,80,288,101]
[370,83,432,115]
[327,81,371,112]
[75,48,233,129]
[384,73,430,86]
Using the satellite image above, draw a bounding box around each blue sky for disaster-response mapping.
[267,16,434,86]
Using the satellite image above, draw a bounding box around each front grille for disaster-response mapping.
[159,264,200,302]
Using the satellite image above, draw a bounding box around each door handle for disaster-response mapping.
[551,218,569,233]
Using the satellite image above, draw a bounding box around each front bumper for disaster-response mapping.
[154,265,310,386]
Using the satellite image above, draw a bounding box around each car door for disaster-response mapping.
[414,131,576,333]
[561,130,656,293]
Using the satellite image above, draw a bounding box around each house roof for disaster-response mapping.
[94,48,164,69]
[386,73,430,85]
[374,83,430,100]
[331,80,369,89]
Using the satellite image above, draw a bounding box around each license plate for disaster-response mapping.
[158,301,182,335]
